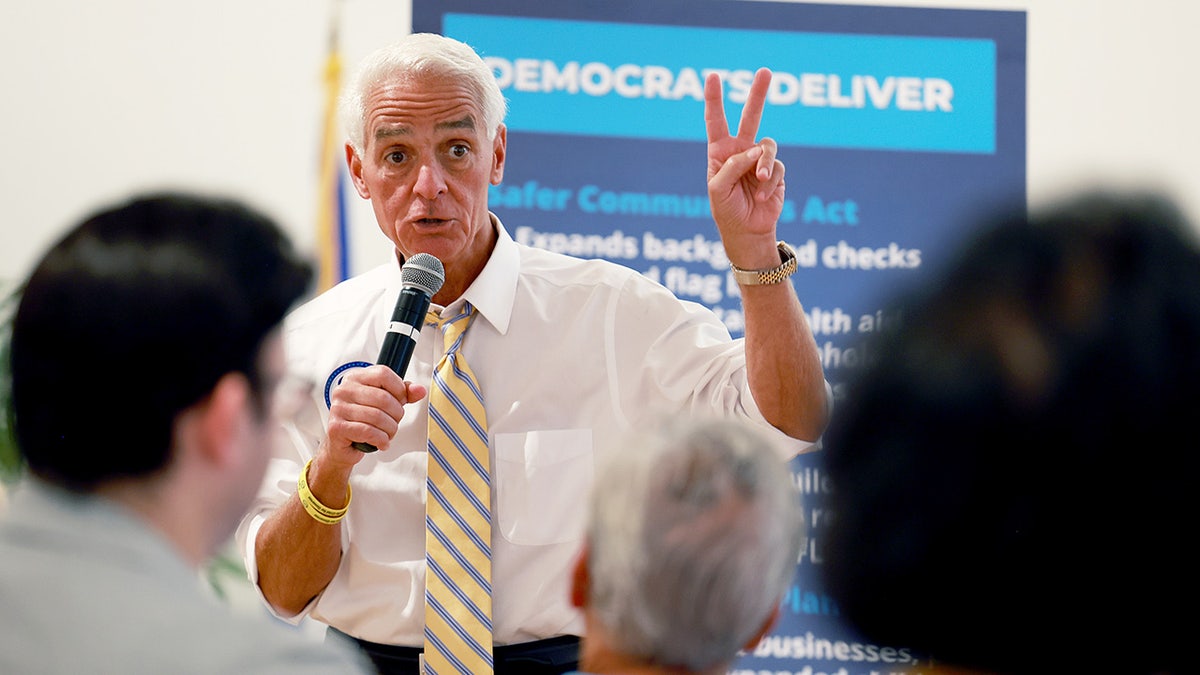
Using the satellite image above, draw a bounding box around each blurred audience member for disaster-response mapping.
[0,193,371,673]
[569,418,805,675]
[822,191,1199,674]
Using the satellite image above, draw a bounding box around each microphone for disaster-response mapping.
[352,253,445,453]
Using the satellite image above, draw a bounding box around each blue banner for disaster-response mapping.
[416,2,1026,673]
[449,13,997,152]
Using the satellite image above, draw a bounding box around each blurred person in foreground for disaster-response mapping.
[821,191,1199,675]
[568,418,805,675]
[0,194,371,673]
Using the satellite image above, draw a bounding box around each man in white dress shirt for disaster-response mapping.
[239,32,827,674]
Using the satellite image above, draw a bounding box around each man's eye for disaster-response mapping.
[386,151,407,163]
[449,145,469,158]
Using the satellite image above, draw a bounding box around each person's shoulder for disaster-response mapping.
[513,241,714,322]
[163,609,373,674]
[0,579,370,674]
[286,263,395,332]
[515,241,644,289]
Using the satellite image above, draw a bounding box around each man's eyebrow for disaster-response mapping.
[374,126,411,141]
[437,115,477,132]
[373,115,477,141]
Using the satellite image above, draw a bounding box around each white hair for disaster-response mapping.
[339,33,508,154]
[586,418,806,671]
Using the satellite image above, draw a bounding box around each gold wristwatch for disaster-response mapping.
[729,241,798,285]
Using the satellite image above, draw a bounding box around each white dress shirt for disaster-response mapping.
[237,214,809,646]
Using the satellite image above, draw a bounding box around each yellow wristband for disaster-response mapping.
[297,458,351,525]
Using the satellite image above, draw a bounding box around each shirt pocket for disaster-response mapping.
[494,429,594,546]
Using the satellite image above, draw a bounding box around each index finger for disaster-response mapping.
[339,365,409,402]
[704,71,731,143]
[736,67,773,141]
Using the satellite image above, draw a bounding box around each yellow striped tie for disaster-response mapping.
[424,303,493,675]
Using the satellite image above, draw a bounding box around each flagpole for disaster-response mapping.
[316,0,346,292]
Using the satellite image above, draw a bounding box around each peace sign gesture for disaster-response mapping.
[705,68,786,266]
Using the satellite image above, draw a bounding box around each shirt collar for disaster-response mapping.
[433,212,517,336]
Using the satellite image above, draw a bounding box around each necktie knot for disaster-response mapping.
[427,304,476,355]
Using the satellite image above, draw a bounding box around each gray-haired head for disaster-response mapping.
[339,32,508,155]
[585,418,805,671]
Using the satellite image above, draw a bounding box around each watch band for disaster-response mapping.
[729,241,798,286]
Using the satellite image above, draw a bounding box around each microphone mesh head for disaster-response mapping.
[401,253,445,296]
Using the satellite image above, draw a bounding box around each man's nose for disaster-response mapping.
[413,160,447,199]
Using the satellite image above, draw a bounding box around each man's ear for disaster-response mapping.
[191,372,252,469]
[346,143,371,199]
[569,544,590,609]
[742,603,782,651]
[490,124,507,185]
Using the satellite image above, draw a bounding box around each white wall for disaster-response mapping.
[2,0,1197,287]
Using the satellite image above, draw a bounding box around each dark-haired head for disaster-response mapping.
[822,191,1200,674]
[10,192,311,491]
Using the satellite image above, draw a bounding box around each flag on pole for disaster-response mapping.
[316,0,349,292]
